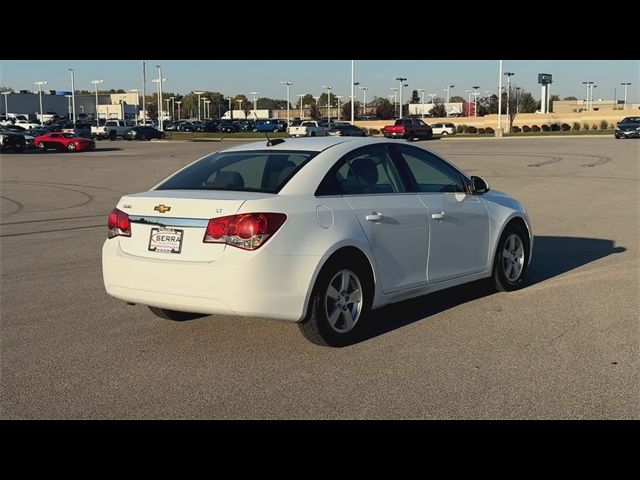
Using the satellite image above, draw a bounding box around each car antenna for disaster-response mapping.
[253,111,284,147]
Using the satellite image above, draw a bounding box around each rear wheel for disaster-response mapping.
[299,259,371,347]
[492,224,529,292]
[441,131,448,136]
[148,306,205,321]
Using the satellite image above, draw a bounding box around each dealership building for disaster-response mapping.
[1,91,138,121]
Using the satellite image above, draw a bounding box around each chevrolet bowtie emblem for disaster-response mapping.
[154,204,171,213]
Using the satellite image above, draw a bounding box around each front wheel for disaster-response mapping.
[38,142,46,150]
[492,224,529,292]
[148,306,205,321]
[441,131,448,136]
[299,261,371,347]
[67,142,76,151]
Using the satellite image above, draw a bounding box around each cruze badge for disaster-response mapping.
[154,204,171,213]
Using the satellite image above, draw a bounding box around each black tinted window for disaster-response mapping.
[393,144,465,193]
[156,150,316,193]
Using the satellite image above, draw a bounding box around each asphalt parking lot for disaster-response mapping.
[1,136,638,419]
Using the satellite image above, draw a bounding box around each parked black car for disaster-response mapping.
[327,124,367,137]
[125,126,166,141]
[198,121,219,132]
[218,121,239,133]
[0,127,26,152]
[614,116,640,139]
[178,122,197,132]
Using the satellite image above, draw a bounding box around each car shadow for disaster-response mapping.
[91,147,123,152]
[357,235,626,343]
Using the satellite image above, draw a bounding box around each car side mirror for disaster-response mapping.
[471,175,489,194]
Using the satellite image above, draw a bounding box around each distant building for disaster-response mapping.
[553,99,639,113]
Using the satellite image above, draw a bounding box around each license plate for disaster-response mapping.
[148,228,183,254]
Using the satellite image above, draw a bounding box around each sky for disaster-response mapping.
[2,60,639,104]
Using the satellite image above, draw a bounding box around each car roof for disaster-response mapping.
[219,136,372,153]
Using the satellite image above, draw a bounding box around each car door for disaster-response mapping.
[318,144,429,293]
[47,133,61,148]
[391,144,490,283]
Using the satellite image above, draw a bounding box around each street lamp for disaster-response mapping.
[582,81,594,111]
[175,101,181,121]
[335,96,343,120]
[35,80,48,125]
[444,84,454,117]
[68,68,76,124]
[297,94,304,119]
[65,95,72,120]
[358,86,368,119]
[322,85,332,122]
[504,72,514,125]
[620,82,631,109]
[90,79,103,126]
[155,65,165,131]
[2,92,9,117]
[251,91,259,113]
[281,81,292,124]
[396,78,407,119]
[590,85,597,109]
[418,88,426,118]
[193,91,204,122]
[227,96,233,119]
[236,99,243,118]
[129,89,140,124]
[152,78,166,128]
[472,85,480,117]
[390,87,398,117]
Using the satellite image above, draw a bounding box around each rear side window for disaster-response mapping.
[316,145,406,196]
[156,150,317,193]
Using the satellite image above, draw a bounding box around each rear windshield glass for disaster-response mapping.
[156,150,317,193]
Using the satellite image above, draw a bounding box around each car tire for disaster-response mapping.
[299,258,372,347]
[67,143,76,151]
[492,223,529,292]
[148,306,205,321]
[441,131,448,136]
[37,142,46,150]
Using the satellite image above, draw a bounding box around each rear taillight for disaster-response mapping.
[204,213,286,250]
[107,208,131,239]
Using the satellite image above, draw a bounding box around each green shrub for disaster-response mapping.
[600,120,609,130]
[467,126,478,134]
[583,123,590,130]
[532,125,541,132]
[541,124,551,131]
[573,122,581,131]
[522,125,531,132]
[368,128,380,135]
[478,128,486,134]
[485,127,495,134]
[511,126,521,133]
[592,123,598,130]
[561,123,571,131]
[456,124,466,133]
[551,124,561,131]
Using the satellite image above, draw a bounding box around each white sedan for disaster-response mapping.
[102,137,533,347]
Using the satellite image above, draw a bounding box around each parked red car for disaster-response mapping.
[34,132,95,152]
[382,118,433,140]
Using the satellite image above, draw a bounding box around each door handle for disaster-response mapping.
[431,211,446,220]
[366,212,383,222]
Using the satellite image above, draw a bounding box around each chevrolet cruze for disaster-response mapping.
[102,137,533,347]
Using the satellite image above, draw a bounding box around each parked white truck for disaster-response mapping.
[288,120,330,137]
[91,119,135,140]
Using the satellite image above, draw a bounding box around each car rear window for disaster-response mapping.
[156,150,317,193]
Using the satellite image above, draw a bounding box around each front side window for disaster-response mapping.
[316,145,406,196]
[393,144,466,193]
[156,150,316,193]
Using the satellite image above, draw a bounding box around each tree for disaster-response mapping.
[410,90,420,104]
[549,94,560,113]
[430,103,447,118]
[564,96,577,101]
[0,86,14,93]
[518,92,537,113]
[296,94,314,109]
[309,103,321,120]
[341,101,360,120]
[375,99,395,120]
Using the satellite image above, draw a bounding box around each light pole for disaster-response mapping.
[418,88,425,118]
[497,60,503,132]
[582,81,593,111]
[515,87,521,114]
[351,60,356,125]
[322,85,332,122]
[390,87,398,117]
[169,96,175,121]
[68,68,76,124]
[335,96,343,120]
[281,81,292,124]
[620,82,631,109]
[193,91,204,122]
[65,95,72,120]
[35,81,48,125]
[176,101,181,121]
[165,98,171,121]
[472,85,480,117]
[396,78,407,119]
[590,84,597,110]
[129,89,140,124]
[297,94,304,119]
[152,78,165,127]
[444,84,454,117]
[504,72,514,127]
[204,100,211,119]
[90,79,103,125]
[155,65,165,131]
[236,99,243,118]
[358,86,368,119]
[227,96,233,119]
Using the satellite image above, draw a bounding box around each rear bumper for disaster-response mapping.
[102,239,321,322]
